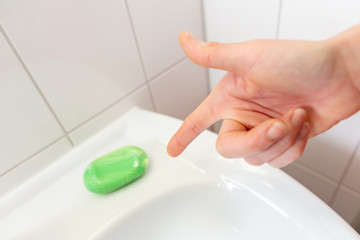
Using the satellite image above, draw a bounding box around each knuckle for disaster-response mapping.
[203,41,218,68]
[249,138,268,153]
[185,115,201,135]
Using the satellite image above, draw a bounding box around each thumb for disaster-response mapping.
[178,31,262,74]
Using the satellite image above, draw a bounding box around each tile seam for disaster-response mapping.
[0,136,68,178]
[0,23,74,146]
[200,0,211,94]
[66,82,148,135]
[294,162,338,185]
[124,0,157,112]
[147,56,188,84]
[329,139,360,205]
[67,55,189,136]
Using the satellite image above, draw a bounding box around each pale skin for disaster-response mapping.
[167,24,360,168]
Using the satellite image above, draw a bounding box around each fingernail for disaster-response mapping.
[267,122,287,140]
[299,122,310,139]
[291,108,306,127]
[182,31,194,39]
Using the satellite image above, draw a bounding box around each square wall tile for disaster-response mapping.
[343,143,360,193]
[150,59,208,120]
[331,186,360,227]
[203,0,280,89]
[282,163,337,204]
[280,0,360,40]
[0,31,64,176]
[203,0,280,43]
[296,112,360,181]
[126,0,203,79]
[69,86,154,145]
[0,0,145,131]
[0,138,72,198]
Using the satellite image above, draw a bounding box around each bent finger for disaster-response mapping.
[216,118,288,159]
[243,108,307,166]
[268,122,310,168]
[167,96,219,157]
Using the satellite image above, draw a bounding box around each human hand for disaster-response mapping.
[167,27,360,168]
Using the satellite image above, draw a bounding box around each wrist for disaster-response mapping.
[329,24,360,93]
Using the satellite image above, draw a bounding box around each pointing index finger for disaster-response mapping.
[167,98,219,157]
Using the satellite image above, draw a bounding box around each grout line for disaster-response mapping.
[0,23,74,147]
[340,185,360,198]
[329,139,360,205]
[341,184,360,196]
[200,0,208,42]
[275,0,283,39]
[147,56,188,83]
[124,0,157,112]
[199,0,211,94]
[67,56,189,135]
[0,136,67,178]
[67,82,148,134]
[293,162,338,185]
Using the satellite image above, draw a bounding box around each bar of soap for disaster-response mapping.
[83,146,148,194]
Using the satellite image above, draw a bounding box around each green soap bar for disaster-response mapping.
[83,146,148,194]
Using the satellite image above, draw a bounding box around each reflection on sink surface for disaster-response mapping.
[0,108,358,240]
[92,184,312,240]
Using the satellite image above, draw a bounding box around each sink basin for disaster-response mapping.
[0,108,358,239]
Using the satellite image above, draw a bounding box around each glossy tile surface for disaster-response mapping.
[204,0,280,42]
[127,0,203,79]
[0,30,63,176]
[69,86,154,145]
[0,0,145,131]
[282,163,337,204]
[332,187,360,226]
[296,112,360,181]
[150,59,208,120]
[0,138,72,198]
[343,145,360,193]
[279,0,360,40]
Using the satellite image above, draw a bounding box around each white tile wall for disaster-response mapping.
[0,28,65,176]
[126,0,204,80]
[150,59,208,120]
[0,138,72,197]
[0,0,145,131]
[279,0,360,40]
[332,187,360,227]
[204,0,280,43]
[282,163,338,204]
[0,0,208,195]
[343,144,360,193]
[296,112,360,181]
[69,86,154,145]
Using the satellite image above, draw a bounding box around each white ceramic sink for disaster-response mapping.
[0,108,358,239]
